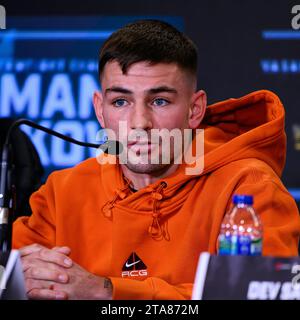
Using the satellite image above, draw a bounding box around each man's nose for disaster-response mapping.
[129,104,153,130]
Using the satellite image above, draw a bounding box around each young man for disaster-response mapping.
[13,20,300,300]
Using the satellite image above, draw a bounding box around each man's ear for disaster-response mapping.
[188,90,207,129]
[93,90,105,128]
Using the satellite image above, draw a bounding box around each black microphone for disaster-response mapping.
[0,119,123,253]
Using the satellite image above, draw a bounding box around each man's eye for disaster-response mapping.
[152,98,169,107]
[113,99,128,107]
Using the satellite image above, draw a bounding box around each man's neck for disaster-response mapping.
[120,164,179,190]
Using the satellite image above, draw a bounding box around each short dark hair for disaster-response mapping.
[98,20,198,79]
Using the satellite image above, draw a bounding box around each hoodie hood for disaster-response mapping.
[200,89,286,177]
[99,89,287,240]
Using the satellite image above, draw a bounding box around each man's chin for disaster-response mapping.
[122,162,171,175]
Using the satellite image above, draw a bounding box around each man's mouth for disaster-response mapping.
[127,141,152,147]
[127,141,157,153]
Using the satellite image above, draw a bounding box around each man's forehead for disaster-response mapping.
[101,61,183,84]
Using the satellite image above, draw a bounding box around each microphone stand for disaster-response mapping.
[0,119,121,253]
[0,142,14,253]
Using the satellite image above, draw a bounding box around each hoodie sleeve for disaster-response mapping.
[108,179,300,300]
[226,173,300,257]
[12,175,56,249]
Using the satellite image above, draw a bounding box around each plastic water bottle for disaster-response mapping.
[218,194,263,256]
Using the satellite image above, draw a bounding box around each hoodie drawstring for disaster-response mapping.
[148,181,169,241]
[102,180,131,218]
[102,180,169,241]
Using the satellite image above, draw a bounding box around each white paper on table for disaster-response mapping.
[0,250,27,300]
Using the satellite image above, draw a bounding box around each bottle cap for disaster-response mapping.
[233,194,253,205]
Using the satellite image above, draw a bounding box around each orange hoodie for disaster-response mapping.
[13,90,300,300]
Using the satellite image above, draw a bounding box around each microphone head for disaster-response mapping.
[99,140,123,155]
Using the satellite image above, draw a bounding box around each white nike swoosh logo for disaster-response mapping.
[125,260,141,268]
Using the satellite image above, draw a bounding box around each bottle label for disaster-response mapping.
[218,235,262,256]
[250,237,262,256]
[218,234,233,255]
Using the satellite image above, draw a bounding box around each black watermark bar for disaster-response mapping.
[0,300,299,319]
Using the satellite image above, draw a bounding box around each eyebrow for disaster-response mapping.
[148,86,178,95]
[105,85,178,96]
[105,87,132,95]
